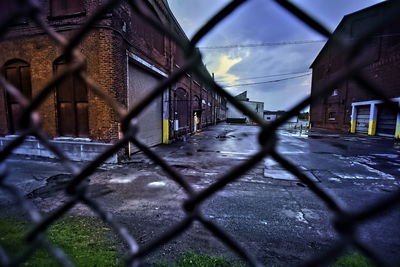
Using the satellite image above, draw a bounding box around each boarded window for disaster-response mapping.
[54,58,89,137]
[50,0,84,17]
[132,1,164,54]
[3,59,32,134]
[146,2,164,54]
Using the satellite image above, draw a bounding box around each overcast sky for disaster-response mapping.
[168,0,384,111]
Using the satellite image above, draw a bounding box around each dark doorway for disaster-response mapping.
[54,58,89,137]
[3,59,32,134]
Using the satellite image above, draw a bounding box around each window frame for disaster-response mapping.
[328,111,337,121]
[49,0,86,19]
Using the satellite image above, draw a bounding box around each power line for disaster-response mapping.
[199,40,326,49]
[215,70,311,83]
[200,33,400,50]
[223,73,311,88]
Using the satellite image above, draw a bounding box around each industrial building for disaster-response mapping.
[226,91,264,124]
[309,1,400,138]
[0,0,225,162]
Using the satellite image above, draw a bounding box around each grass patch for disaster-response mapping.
[156,251,247,267]
[333,252,375,267]
[0,216,122,266]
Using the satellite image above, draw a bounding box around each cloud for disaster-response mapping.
[213,55,242,85]
[167,0,230,37]
[301,76,311,87]
[169,0,385,110]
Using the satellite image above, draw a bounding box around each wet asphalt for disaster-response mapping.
[1,123,399,266]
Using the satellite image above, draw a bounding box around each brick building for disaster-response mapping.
[0,0,225,162]
[309,1,400,138]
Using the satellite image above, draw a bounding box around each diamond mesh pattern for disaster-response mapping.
[0,0,399,266]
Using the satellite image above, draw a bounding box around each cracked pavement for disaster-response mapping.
[1,123,399,266]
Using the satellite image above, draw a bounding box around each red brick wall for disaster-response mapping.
[310,2,400,132]
[0,0,222,148]
[0,30,119,142]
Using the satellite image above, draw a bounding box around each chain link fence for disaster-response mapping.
[0,0,399,266]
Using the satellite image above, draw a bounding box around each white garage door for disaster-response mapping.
[355,105,370,134]
[128,63,162,153]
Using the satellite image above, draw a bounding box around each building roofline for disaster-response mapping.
[164,0,190,41]
[309,1,389,69]
[243,100,264,104]
[163,1,214,85]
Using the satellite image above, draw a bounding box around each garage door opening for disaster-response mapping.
[128,63,163,154]
[376,104,397,136]
[355,105,370,134]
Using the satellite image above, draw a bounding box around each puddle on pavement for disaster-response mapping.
[109,171,162,184]
[279,130,309,138]
[196,148,218,153]
[147,181,166,188]
[220,151,254,155]
[172,164,195,169]
[372,153,399,159]
[109,177,134,184]
[264,169,319,182]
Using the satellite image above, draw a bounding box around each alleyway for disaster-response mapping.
[1,123,399,266]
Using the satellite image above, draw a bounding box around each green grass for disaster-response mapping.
[0,219,376,267]
[155,251,247,267]
[333,252,375,267]
[0,216,122,266]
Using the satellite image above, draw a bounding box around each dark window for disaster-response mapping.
[3,59,32,134]
[175,88,188,129]
[50,0,84,17]
[54,58,89,137]
[146,3,164,54]
[175,46,184,66]
[328,112,336,120]
[153,30,164,54]
[193,95,201,111]
[0,0,30,25]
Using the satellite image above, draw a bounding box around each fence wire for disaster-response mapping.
[0,0,399,266]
